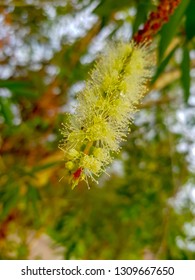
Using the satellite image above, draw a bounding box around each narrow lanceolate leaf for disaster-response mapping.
[133,2,151,35]
[0,97,14,126]
[159,0,190,61]
[151,45,178,85]
[59,41,154,189]
[0,80,39,99]
[185,0,195,41]
[181,46,190,103]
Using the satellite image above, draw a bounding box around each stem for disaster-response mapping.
[83,141,93,155]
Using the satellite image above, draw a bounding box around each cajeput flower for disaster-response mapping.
[59,41,153,189]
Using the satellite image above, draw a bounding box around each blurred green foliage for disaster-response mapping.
[0,0,195,259]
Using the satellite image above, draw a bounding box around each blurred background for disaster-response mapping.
[0,0,195,260]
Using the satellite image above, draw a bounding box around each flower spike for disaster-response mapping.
[59,41,153,188]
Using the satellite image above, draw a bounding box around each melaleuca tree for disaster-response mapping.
[0,0,195,260]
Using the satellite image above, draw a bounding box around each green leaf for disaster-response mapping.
[11,88,39,99]
[0,80,39,99]
[27,185,41,204]
[133,2,151,35]
[94,0,130,17]
[159,0,190,61]
[32,161,59,172]
[0,186,19,221]
[25,185,41,219]
[185,0,195,40]
[181,46,190,103]
[0,80,30,88]
[151,45,178,85]
[0,97,14,126]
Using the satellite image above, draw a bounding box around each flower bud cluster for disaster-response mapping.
[134,0,181,43]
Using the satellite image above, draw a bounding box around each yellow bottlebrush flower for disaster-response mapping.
[59,41,153,189]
